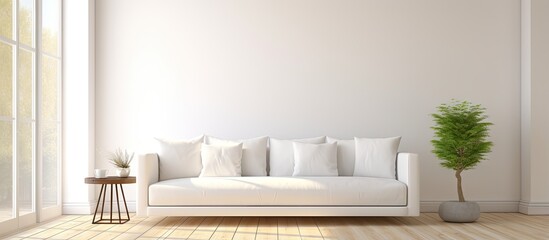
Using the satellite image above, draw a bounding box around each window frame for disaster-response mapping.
[0,0,62,234]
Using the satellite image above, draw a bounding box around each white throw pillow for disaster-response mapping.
[155,136,204,181]
[199,143,243,177]
[353,137,401,179]
[269,136,326,176]
[326,137,355,176]
[292,142,338,176]
[205,136,268,176]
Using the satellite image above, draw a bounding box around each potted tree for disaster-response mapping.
[109,148,134,178]
[431,100,493,222]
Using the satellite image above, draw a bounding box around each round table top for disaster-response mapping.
[85,176,136,184]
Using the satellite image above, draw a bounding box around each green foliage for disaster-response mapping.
[109,148,134,169]
[431,100,493,171]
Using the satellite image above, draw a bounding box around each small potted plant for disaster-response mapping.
[431,100,493,222]
[109,148,134,178]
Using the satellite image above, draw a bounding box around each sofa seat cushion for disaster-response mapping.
[148,177,407,206]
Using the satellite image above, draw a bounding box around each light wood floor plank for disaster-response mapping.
[69,230,104,240]
[4,213,549,239]
[48,229,83,239]
[423,213,507,239]
[112,232,142,240]
[337,217,386,240]
[315,217,366,240]
[414,213,478,239]
[278,217,301,240]
[72,215,94,222]
[232,217,259,240]
[16,216,69,238]
[297,217,323,240]
[209,217,241,240]
[89,222,116,231]
[90,230,123,239]
[361,217,425,239]
[12,228,49,238]
[491,212,549,235]
[140,216,182,238]
[187,216,223,239]
[122,216,164,235]
[54,220,85,230]
[38,218,69,229]
[392,215,452,239]
[479,213,549,239]
[507,212,549,225]
[27,228,65,238]
[166,216,203,238]
[71,221,97,231]
[104,223,138,234]
[256,217,278,240]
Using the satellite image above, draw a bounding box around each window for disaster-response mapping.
[0,0,61,233]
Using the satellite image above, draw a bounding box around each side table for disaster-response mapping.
[84,176,136,224]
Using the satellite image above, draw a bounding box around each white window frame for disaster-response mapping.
[0,0,62,235]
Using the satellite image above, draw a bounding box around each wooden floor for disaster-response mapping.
[3,213,549,239]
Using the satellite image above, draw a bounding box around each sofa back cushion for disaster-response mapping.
[200,143,243,177]
[326,137,355,176]
[293,142,338,176]
[353,136,401,179]
[155,136,203,181]
[205,136,268,176]
[269,136,326,176]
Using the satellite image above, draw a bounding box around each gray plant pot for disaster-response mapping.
[438,201,480,223]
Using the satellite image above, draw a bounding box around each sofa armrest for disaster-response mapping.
[396,153,419,216]
[137,153,159,217]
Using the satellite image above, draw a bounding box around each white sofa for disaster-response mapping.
[136,136,419,217]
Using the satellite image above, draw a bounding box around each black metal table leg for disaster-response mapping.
[120,184,130,221]
[92,184,105,224]
[100,184,107,221]
[115,184,121,223]
[93,184,109,224]
[110,184,114,223]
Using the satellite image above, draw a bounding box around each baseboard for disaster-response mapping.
[63,201,136,214]
[421,201,519,213]
[519,201,549,215]
[62,202,94,214]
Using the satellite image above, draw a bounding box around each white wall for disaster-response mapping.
[95,0,521,211]
[62,0,95,214]
[521,0,549,214]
